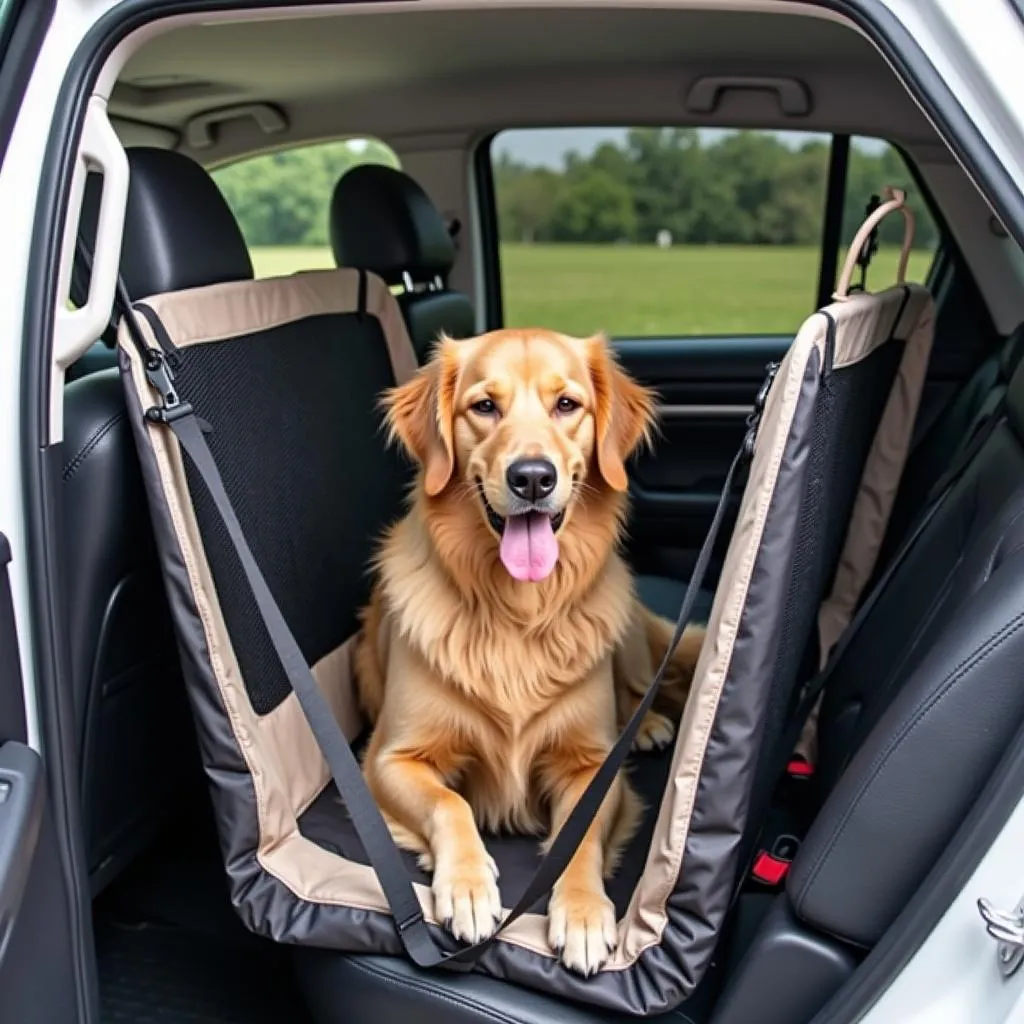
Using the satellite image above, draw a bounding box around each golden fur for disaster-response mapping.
[354,328,705,975]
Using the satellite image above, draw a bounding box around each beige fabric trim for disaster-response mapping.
[266,639,365,820]
[817,284,935,663]
[137,268,418,385]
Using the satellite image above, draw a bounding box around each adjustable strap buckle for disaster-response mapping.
[143,350,194,424]
[742,361,781,460]
[396,908,425,934]
[751,833,800,888]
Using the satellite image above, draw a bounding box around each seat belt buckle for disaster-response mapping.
[751,834,800,887]
[786,755,815,779]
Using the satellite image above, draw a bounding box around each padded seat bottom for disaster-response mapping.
[293,945,717,1024]
[299,741,673,917]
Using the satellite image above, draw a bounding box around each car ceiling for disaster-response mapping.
[110,4,942,164]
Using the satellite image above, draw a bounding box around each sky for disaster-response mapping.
[492,127,885,168]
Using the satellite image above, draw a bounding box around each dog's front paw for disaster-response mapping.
[632,709,675,752]
[432,851,502,944]
[548,886,617,976]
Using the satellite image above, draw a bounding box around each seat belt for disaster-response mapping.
[101,251,772,971]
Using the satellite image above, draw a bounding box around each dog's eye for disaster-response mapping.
[555,396,581,414]
[470,398,498,416]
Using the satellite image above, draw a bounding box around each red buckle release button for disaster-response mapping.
[787,757,814,778]
[751,851,791,886]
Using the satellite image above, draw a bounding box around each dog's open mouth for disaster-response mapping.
[477,481,565,583]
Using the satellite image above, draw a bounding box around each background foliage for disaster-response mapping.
[495,129,934,249]
[212,138,399,246]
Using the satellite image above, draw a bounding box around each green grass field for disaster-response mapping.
[250,243,932,337]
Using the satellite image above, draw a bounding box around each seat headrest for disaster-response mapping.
[1001,323,1024,382]
[74,147,253,305]
[329,165,455,286]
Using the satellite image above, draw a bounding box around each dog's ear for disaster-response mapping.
[383,335,460,496]
[587,333,656,492]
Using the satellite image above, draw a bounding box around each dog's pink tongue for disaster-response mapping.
[499,512,559,582]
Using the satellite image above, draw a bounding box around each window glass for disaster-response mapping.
[213,138,401,278]
[492,127,831,336]
[839,137,941,292]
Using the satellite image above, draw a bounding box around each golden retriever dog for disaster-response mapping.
[354,328,705,975]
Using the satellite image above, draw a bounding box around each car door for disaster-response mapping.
[0,538,84,1023]
[0,1,99,1021]
[483,127,993,586]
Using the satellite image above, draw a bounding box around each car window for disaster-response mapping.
[486,128,941,338]
[212,137,401,278]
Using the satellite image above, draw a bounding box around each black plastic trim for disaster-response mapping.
[0,742,45,955]
[817,133,850,309]
[472,131,503,331]
[0,0,56,169]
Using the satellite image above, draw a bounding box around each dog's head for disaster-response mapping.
[384,328,655,583]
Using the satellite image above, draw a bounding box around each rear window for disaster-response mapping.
[488,128,939,337]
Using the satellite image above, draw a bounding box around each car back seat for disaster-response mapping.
[642,325,1024,643]
[329,164,475,360]
[115,173,937,1018]
[879,321,1024,568]
[710,352,1024,1024]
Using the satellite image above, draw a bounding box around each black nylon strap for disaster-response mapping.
[114,277,757,971]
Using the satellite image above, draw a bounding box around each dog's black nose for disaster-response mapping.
[507,458,557,502]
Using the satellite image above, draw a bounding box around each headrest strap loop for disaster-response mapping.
[833,186,916,301]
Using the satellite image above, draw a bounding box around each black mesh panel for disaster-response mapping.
[173,313,409,715]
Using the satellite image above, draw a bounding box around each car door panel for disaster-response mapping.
[613,336,790,579]
[0,534,82,1023]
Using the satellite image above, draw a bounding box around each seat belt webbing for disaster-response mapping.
[109,267,765,971]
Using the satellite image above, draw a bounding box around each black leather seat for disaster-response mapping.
[880,321,1024,566]
[329,164,475,361]
[714,353,1024,1024]
[64,147,256,891]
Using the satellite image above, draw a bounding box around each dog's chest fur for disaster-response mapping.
[379,520,634,831]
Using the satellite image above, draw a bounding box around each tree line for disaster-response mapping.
[494,129,936,250]
[212,138,401,247]
[211,129,936,251]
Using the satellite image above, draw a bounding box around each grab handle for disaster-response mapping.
[833,186,915,300]
[50,98,129,440]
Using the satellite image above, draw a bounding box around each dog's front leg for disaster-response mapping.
[366,748,501,944]
[539,661,635,976]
